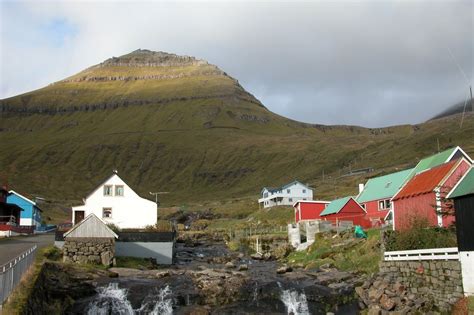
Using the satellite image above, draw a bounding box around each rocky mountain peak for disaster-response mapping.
[98,49,207,67]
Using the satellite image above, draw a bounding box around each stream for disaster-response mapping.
[69,239,360,314]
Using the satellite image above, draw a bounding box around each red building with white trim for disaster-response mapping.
[319,196,372,229]
[293,200,330,223]
[391,158,471,231]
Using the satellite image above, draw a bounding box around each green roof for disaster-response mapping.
[448,168,474,198]
[320,196,352,216]
[356,168,413,203]
[408,147,457,179]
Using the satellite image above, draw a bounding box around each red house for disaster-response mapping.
[293,200,330,223]
[356,168,413,227]
[391,158,471,231]
[319,196,371,229]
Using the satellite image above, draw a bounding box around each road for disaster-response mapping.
[0,233,55,266]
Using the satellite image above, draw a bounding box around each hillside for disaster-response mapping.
[431,98,473,120]
[1,49,473,223]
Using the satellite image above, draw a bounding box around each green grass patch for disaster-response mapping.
[287,229,382,274]
[469,296,474,312]
[114,256,161,270]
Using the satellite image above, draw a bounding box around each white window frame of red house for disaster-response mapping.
[378,199,391,211]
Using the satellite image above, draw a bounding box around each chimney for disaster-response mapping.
[358,183,365,193]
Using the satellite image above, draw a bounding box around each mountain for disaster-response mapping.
[1,49,473,222]
[431,98,473,120]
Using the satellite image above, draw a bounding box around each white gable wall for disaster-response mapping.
[72,174,157,229]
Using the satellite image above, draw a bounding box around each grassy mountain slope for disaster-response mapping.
[1,49,473,223]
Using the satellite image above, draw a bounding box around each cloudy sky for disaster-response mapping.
[0,0,472,127]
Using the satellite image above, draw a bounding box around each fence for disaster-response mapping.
[0,245,37,307]
[384,247,459,261]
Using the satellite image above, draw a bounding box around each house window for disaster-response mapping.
[303,189,306,193]
[264,193,268,198]
[115,185,124,196]
[102,208,112,218]
[378,199,391,210]
[289,198,293,202]
[103,185,113,196]
[287,189,291,193]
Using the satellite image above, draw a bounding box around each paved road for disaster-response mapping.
[0,233,55,266]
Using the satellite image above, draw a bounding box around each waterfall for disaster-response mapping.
[87,283,173,315]
[278,283,310,315]
[150,285,173,315]
[252,281,259,307]
[87,283,134,315]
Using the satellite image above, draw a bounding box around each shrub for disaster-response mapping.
[43,246,62,261]
[106,223,121,233]
[384,217,457,251]
[227,240,240,251]
[144,220,173,232]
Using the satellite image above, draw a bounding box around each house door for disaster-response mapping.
[75,211,85,225]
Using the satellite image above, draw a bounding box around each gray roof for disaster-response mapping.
[64,214,118,239]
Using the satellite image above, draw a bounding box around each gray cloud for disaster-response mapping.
[1,0,472,127]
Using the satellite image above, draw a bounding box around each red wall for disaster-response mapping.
[294,202,327,223]
[393,192,437,231]
[393,160,470,231]
[321,199,371,229]
[363,199,390,220]
[440,159,470,226]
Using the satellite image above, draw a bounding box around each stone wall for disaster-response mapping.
[62,237,115,266]
[358,260,463,313]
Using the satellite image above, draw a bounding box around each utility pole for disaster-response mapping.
[470,86,473,112]
[149,191,169,207]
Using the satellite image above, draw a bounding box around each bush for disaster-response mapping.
[384,217,457,251]
[144,220,173,232]
[106,223,121,233]
[43,246,62,261]
[226,240,240,252]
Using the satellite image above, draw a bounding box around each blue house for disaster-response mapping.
[6,190,42,228]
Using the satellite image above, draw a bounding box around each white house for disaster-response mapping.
[71,171,157,229]
[258,180,313,208]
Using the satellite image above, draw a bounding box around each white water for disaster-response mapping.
[87,283,134,315]
[278,283,310,315]
[87,283,173,315]
[150,285,173,315]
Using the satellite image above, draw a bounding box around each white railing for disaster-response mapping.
[384,247,459,261]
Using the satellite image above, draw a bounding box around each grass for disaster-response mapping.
[1,246,62,314]
[1,49,474,223]
[114,256,161,269]
[469,296,474,312]
[286,229,382,274]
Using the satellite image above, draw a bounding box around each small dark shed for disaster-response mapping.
[447,167,474,251]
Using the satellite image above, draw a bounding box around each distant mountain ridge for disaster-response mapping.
[431,98,473,120]
[0,49,473,223]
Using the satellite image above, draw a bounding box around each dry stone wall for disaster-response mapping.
[357,260,463,313]
[62,237,115,266]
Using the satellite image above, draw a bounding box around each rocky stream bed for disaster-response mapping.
[26,237,362,315]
